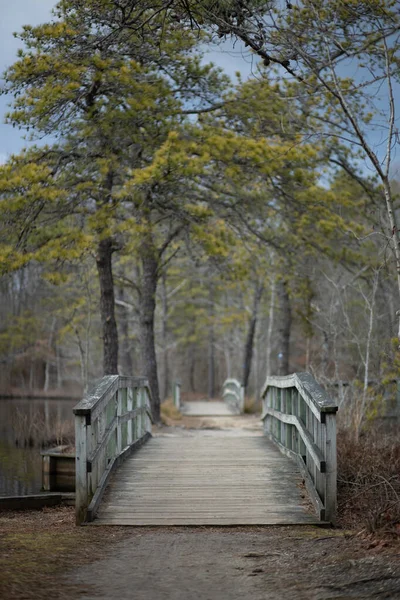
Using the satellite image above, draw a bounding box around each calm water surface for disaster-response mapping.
[0,398,76,496]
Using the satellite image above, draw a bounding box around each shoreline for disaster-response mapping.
[0,389,82,400]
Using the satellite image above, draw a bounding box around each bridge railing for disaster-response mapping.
[222,378,245,413]
[73,375,153,524]
[262,373,338,522]
[173,380,181,410]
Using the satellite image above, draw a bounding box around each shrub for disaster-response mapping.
[160,399,182,424]
[337,429,400,534]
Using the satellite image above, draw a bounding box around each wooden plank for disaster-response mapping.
[73,376,119,418]
[116,390,122,455]
[94,516,319,525]
[262,373,338,415]
[87,415,117,466]
[95,435,318,526]
[0,494,63,511]
[127,387,133,446]
[181,402,237,416]
[173,381,181,410]
[75,414,88,525]
[86,432,152,522]
[101,503,310,511]
[324,413,337,523]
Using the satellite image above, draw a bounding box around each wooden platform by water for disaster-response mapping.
[95,431,318,526]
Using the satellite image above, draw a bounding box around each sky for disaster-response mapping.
[0,1,255,164]
[0,0,57,162]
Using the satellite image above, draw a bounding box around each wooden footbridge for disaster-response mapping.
[73,374,338,526]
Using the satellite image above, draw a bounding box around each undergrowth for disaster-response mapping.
[243,397,261,414]
[160,399,182,424]
[337,429,400,535]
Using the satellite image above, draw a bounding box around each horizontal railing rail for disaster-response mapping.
[261,373,338,522]
[73,375,153,524]
[222,378,245,414]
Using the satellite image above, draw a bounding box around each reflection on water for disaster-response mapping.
[0,398,76,497]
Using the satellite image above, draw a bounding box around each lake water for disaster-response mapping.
[0,397,76,497]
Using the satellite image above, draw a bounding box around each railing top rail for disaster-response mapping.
[223,378,241,387]
[262,372,338,414]
[73,375,150,416]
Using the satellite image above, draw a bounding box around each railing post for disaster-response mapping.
[324,412,337,523]
[98,408,106,484]
[240,385,245,412]
[173,381,181,410]
[127,387,133,446]
[75,413,89,525]
[137,388,143,439]
[116,390,122,455]
[145,387,152,433]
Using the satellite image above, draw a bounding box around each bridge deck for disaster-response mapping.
[181,401,238,416]
[95,431,318,526]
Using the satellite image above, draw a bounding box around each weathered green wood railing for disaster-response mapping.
[262,373,338,522]
[222,378,245,414]
[73,375,153,524]
[173,380,181,410]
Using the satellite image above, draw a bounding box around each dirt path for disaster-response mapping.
[1,507,399,600]
[71,526,400,600]
[70,415,400,599]
[1,415,399,599]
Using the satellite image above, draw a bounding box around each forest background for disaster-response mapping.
[1,0,400,439]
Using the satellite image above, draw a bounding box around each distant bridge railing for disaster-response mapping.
[262,373,338,522]
[222,378,245,414]
[73,375,153,524]
[173,380,181,410]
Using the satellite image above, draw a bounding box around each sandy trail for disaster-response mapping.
[70,415,400,599]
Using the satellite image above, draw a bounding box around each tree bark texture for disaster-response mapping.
[266,276,276,378]
[242,282,264,390]
[139,238,161,421]
[189,345,196,392]
[277,280,292,376]
[96,238,119,375]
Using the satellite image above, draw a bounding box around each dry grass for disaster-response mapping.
[243,397,261,415]
[12,408,74,448]
[337,429,400,535]
[160,399,182,424]
[0,506,129,599]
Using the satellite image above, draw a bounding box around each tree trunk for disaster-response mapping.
[242,282,264,391]
[117,287,134,376]
[96,238,119,375]
[277,280,292,376]
[321,330,330,377]
[139,239,161,421]
[266,276,276,378]
[189,343,196,392]
[56,344,62,389]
